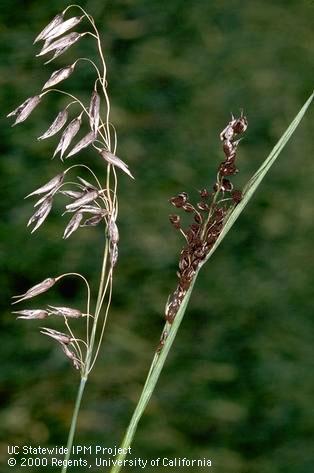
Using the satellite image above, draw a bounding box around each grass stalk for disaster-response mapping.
[110,278,197,473]
[61,237,110,473]
[61,376,87,473]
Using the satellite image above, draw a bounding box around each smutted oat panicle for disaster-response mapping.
[108,217,119,266]
[164,113,248,325]
[108,218,119,245]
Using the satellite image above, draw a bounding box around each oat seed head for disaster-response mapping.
[81,214,104,227]
[37,32,82,57]
[44,16,84,43]
[66,131,95,158]
[26,173,65,198]
[61,344,81,370]
[13,309,49,320]
[59,189,84,199]
[40,327,73,345]
[65,190,99,211]
[33,13,64,44]
[89,90,101,134]
[63,211,84,239]
[48,306,82,318]
[27,197,52,232]
[77,176,98,191]
[53,115,82,159]
[27,197,53,233]
[12,277,56,304]
[108,218,119,245]
[42,64,75,90]
[98,149,134,179]
[37,109,68,140]
[71,205,105,215]
[8,96,41,126]
[7,97,32,118]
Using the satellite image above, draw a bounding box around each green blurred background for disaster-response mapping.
[0,0,313,471]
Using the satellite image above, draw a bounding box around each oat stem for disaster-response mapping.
[57,10,119,470]
[61,376,87,473]
[61,238,110,473]
[110,280,196,473]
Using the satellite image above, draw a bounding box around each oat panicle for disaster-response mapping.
[8,5,134,469]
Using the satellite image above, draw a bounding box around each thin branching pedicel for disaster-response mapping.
[8,8,132,463]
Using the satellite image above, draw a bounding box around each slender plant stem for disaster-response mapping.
[61,376,87,473]
[110,277,197,473]
[61,239,109,473]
